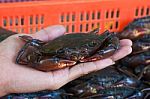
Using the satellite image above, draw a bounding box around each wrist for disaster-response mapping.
[0,57,10,97]
[0,79,8,97]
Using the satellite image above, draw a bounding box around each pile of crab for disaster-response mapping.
[1,16,150,99]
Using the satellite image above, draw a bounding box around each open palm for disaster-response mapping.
[0,25,132,96]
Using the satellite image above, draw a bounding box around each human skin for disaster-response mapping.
[0,25,132,97]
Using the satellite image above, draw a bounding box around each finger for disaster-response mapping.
[27,59,114,90]
[51,59,115,88]
[32,25,66,41]
[111,46,132,61]
[120,39,133,47]
[1,25,66,51]
[67,59,115,82]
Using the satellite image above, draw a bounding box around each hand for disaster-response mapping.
[0,25,132,96]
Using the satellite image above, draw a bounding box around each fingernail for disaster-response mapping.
[106,59,115,64]
[112,61,115,65]
[95,58,115,70]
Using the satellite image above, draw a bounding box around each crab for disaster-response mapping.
[63,66,149,99]
[117,16,150,41]
[16,28,120,71]
[132,34,150,54]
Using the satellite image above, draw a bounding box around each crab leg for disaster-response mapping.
[16,42,33,65]
[34,57,76,71]
[16,35,45,65]
[80,34,120,62]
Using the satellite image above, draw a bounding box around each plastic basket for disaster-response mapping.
[0,0,149,34]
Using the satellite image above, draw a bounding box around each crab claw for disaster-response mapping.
[34,57,76,71]
[80,34,120,62]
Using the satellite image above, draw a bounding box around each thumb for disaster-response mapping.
[32,25,66,41]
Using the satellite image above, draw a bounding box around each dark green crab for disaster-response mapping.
[16,28,120,71]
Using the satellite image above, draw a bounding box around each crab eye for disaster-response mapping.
[88,41,97,47]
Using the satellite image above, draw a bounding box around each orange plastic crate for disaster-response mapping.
[0,0,150,34]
